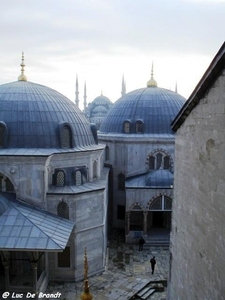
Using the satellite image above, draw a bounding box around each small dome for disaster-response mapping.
[99,87,186,135]
[145,169,173,187]
[0,81,96,148]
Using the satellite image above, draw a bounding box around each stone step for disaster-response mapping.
[144,242,169,248]
[138,288,155,299]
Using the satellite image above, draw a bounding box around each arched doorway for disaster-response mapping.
[148,195,172,232]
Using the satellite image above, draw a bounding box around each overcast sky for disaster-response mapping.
[1,0,224,109]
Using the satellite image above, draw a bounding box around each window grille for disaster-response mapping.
[93,161,97,178]
[57,201,69,219]
[56,170,65,186]
[136,121,143,133]
[124,121,130,133]
[150,197,162,210]
[61,125,72,148]
[76,170,82,186]
[164,197,172,210]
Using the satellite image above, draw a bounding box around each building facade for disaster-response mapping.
[0,56,109,293]
[98,69,186,242]
[168,42,225,299]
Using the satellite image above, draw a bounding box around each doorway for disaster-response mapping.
[152,211,164,227]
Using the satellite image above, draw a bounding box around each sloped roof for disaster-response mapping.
[172,41,225,131]
[0,193,74,251]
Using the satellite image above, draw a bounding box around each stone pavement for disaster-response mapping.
[46,231,170,300]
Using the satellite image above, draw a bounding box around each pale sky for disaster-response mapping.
[1,0,224,110]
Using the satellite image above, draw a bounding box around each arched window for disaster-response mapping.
[156,153,163,169]
[57,201,69,219]
[164,196,172,210]
[105,146,110,161]
[136,121,144,133]
[149,195,172,211]
[118,173,125,190]
[61,125,72,148]
[149,156,155,169]
[150,197,162,210]
[56,170,65,186]
[123,121,130,133]
[164,156,170,169]
[76,170,82,186]
[93,161,97,179]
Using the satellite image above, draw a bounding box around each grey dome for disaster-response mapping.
[92,95,111,105]
[0,81,96,148]
[99,87,186,135]
[145,169,173,187]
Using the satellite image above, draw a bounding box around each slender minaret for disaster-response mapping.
[121,74,126,96]
[80,248,93,300]
[147,62,157,87]
[18,52,27,81]
[75,74,79,107]
[175,81,178,93]
[83,81,87,111]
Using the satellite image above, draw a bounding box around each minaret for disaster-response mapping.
[75,75,79,107]
[175,81,178,93]
[18,52,27,81]
[121,74,126,96]
[147,62,157,87]
[83,81,87,111]
[80,248,93,300]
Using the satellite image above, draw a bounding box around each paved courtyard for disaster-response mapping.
[46,230,170,300]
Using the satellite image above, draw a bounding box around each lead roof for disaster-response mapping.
[99,87,186,135]
[0,81,96,149]
[0,192,74,251]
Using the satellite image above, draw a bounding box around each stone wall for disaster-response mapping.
[168,71,225,299]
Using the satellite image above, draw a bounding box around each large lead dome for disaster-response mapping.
[99,81,186,135]
[0,80,96,148]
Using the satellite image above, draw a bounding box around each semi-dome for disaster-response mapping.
[0,80,96,149]
[99,86,186,135]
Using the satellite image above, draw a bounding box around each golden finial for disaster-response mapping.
[147,62,157,87]
[18,52,27,81]
[80,248,93,300]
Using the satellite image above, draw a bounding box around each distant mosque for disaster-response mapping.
[74,75,126,130]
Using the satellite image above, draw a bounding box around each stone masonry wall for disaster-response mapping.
[168,71,225,299]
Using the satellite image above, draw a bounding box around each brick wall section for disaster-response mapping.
[168,70,225,300]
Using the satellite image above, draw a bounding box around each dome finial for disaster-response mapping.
[18,52,27,81]
[147,62,157,87]
[80,247,93,300]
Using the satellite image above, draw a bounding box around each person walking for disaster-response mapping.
[138,236,145,251]
[150,256,156,274]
